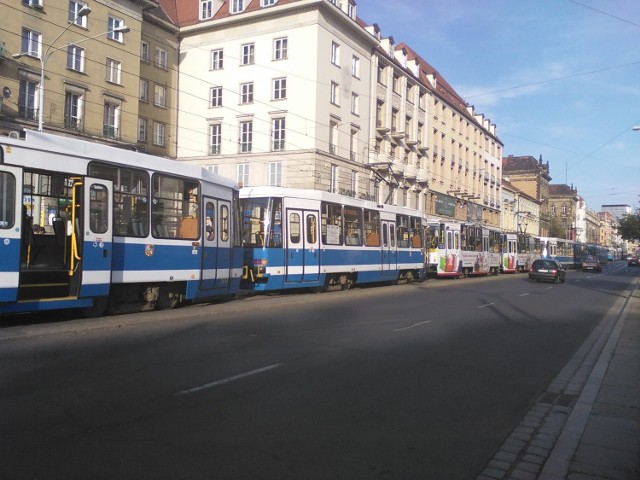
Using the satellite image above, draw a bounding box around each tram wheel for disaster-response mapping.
[156,284,180,310]
[79,296,109,318]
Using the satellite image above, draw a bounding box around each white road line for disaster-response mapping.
[520,293,530,296]
[478,303,495,308]
[394,320,431,332]
[175,363,283,396]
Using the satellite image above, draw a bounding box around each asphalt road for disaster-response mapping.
[1,261,637,479]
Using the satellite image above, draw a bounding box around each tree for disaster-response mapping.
[617,209,640,242]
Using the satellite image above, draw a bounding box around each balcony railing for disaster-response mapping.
[103,125,120,139]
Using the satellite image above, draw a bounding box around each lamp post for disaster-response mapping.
[12,5,91,131]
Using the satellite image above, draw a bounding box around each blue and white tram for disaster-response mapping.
[0,130,242,316]
[239,187,426,292]
[540,236,578,269]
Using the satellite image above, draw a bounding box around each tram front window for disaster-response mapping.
[240,197,282,247]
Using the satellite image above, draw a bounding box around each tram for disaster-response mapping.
[239,186,426,292]
[0,130,242,316]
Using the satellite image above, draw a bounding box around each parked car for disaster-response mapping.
[582,255,602,273]
[529,259,566,283]
[628,256,639,267]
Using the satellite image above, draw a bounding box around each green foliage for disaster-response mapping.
[617,209,640,242]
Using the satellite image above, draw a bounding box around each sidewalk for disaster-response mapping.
[478,277,640,480]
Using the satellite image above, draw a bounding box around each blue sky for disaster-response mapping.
[356,0,640,212]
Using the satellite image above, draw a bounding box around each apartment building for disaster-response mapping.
[168,0,376,195]
[163,0,501,222]
[502,155,552,236]
[138,4,179,157]
[0,0,158,149]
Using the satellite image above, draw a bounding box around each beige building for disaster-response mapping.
[0,0,161,150]
[161,0,500,222]
[502,155,552,236]
[548,184,579,240]
[501,178,540,236]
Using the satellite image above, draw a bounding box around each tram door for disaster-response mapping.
[285,209,320,283]
[381,220,397,276]
[78,178,113,298]
[200,198,232,290]
[0,165,23,301]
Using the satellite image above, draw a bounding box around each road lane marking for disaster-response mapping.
[478,303,495,308]
[394,320,431,332]
[175,363,283,396]
[520,293,530,296]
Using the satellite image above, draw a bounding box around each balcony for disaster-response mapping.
[404,164,417,179]
[391,157,405,176]
[417,168,428,183]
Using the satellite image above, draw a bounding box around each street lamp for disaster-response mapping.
[12,5,91,131]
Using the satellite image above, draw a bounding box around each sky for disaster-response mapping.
[355,0,640,212]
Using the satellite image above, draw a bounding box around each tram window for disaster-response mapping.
[89,184,109,234]
[382,223,388,247]
[206,202,215,241]
[389,224,396,247]
[344,206,362,246]
[364,209,380,247]
[397,215,409,248]
[289,212,301,244]
[0,172,16,228]
[89,163,149,238]
[152,174,199,240]
[322,202,342,245]
[306,214,317,244]
[410,217,422,248]
[220,204,229,242]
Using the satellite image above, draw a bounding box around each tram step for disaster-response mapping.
[18,270,71,300]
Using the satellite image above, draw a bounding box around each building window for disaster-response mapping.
[140,41,150,63]
[273,37,287,60]
[350,129,358,161]
[66,45,84,72]
[392,73,401,94]
[330,164,338,193]
[230,0,245,14]
[262,0,276,5]
[273,77,286,100]
[138,118,147,142]
[351,92,359,115]
[209,124,221,154]
[347,1,356,18]
[272,117,285,151]
[352,56,360,78]
[200,0,213,19]
[155,47,168,69]
[331,41,340,66]
[210,49,223,70]
[330,82,339,106]
[107,16,126,42]
[106,58,122,84]
[239,121,252,153]
[210,86,222,107]
[153,122,166,146]
[69,2,89,27]
[329,120,338,155]
[240,82,254,104]
[64,91,82,129]
[377,65,385,85]
[237,163,249,187]
[139,79,149,102]
[103,102,120,139]
[21,28,41,57]
[18,80,37,120]
[269,162,282,186]
[154,85,167,107]
[241,43,255,65]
